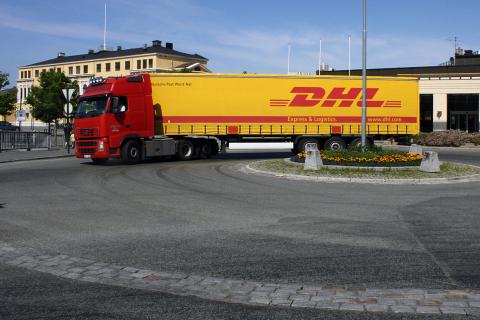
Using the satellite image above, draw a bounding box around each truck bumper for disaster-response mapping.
[75,138,111,159]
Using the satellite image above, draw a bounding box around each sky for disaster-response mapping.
[1,0,479,87]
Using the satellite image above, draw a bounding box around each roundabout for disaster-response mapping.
[1,148,480,318]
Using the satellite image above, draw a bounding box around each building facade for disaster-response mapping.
[12,40,209,128]
[323,50,480,133]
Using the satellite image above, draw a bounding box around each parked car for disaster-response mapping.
[0,121,19,131]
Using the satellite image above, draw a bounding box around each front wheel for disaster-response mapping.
[121,140,142,165]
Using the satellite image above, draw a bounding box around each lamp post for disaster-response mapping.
[361,0,367,149]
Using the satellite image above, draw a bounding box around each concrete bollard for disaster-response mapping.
[304,143,323,170]
[420,151,440,173]
[409,144,423,155]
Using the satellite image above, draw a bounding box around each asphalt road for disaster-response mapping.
[0,148,479,319]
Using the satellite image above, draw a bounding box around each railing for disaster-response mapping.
[0,131,65,152]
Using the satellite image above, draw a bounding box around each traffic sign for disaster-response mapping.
[16,110,27,122]
[64,103,73,115]
[62,88,74,101]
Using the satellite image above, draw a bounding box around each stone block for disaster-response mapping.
[420,151,440,173]
[304,143,322,170]
[409,144,423,155]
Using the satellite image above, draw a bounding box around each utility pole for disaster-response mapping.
[287,43,291,74]
[318,39,322,75]
[348,35,351,76]
[361,0,367,149]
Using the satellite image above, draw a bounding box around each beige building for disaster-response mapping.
[12,40,209,128]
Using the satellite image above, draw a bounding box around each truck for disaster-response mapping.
[74,73,419,164]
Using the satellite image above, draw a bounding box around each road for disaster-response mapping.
[0,148,479,319]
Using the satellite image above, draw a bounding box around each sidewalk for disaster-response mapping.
[0,148,74,163]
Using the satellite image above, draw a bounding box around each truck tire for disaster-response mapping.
[199,140,219,158]
[296,138,320,153]
[349,137,373,149]
[324,137,346,151]
[177,139,194,160]
[121,140,142,165]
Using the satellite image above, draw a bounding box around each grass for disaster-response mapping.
[254,160,480,180]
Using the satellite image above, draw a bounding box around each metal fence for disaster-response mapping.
[0,131,65,152]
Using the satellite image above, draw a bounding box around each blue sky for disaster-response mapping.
[1,0,479,87]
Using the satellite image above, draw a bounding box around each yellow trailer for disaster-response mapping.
[152,73,417,138]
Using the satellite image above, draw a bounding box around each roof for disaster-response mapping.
[322,64,480,77]
[25,44,208,68]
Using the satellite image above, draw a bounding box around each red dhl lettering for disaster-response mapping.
[270,87,401,108]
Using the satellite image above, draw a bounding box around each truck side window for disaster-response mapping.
[112,96,128,113]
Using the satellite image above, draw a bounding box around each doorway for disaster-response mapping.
[447,94,479,132]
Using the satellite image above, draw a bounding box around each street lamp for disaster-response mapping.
[361,0,367,149]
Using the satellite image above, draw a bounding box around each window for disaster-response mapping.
[56,68,61,73]
[96,64,101,72]
[76,66,80,74]
[68,67,73,75]
[115,61,120,71]
[28,71,31,78]
[42,69,46,73]
[125,61,130,70]
[105,63,111,72]
[142,59,147,69]
[50,68,54,72]
[35,70,39,77]
[20,71,24,79]
[148,59,153,68]
[137,60,141,69]
[83,65,88,74]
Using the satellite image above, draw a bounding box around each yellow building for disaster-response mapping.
[12,40,209,128]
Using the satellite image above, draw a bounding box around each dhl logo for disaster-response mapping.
[270,87,401,108]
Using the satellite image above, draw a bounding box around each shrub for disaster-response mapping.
[412,130,470,147]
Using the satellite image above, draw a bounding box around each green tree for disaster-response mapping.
[0,71,16,121]
[26,70,78,132]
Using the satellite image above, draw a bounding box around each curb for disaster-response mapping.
[1,241,479,316]
[243,161,480,185]
[0,154,74,164]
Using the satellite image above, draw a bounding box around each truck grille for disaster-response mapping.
[79,147,96,154]
[77,141,97,147]
[76,127,99,138]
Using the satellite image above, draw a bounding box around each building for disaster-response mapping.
[12,40,209,128]
[322,49,480,133]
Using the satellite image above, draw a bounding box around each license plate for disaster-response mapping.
[84,155,91,158]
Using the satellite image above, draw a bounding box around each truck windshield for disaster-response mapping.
[76,96,108,118]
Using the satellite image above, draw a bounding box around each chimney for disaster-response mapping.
[143,43,148,50]
[57,52,65,58]
[117,46,122,51]
[152,40,162,47]
[166,42,173,50]
[88,49,94,54]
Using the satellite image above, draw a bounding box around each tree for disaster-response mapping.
[26,70,78,131]
[0,71,16,121]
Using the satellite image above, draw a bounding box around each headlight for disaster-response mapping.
[98,140,105,151]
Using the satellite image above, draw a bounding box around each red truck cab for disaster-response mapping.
[74,75,154,163]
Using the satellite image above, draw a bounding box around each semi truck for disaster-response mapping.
[74,73,419,164]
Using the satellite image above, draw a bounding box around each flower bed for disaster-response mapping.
[292,148,423,167]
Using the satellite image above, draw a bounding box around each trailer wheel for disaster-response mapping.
[177,139,194,160]
[349,137,373,149]
[121,140,142,165]
[296,138,319,153]
[324,137,346,151]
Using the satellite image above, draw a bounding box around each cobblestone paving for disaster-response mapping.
[1,242,479,316]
